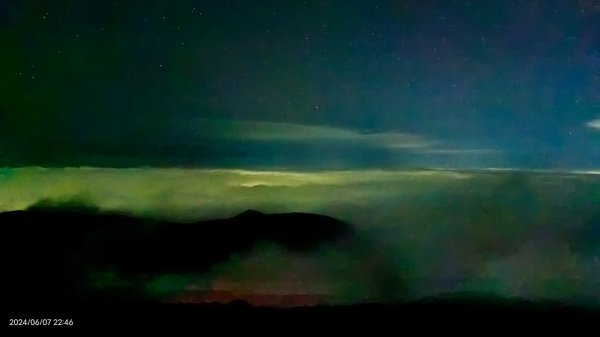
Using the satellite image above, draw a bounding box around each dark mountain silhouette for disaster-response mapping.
[2,207,352,302]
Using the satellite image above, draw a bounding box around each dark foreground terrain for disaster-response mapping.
[8,299,599,329]
[3,206,598,329]
[2,207,351,302]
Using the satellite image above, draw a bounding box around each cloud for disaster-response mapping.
[414,148,501,155]
[0,167,471,219]
[194,119,434,149]
[586,118,600,130]
[1,167,598,303]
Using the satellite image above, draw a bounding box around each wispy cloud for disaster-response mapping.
[586,118,600,131]
[414,148,501,155]
[195,119,434,149]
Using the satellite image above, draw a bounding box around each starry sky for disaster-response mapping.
[1,0,599,169]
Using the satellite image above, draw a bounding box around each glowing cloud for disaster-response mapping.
[194,119,434,149]
[586,118,600,131]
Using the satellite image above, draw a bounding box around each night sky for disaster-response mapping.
[2,1,600,309]
[1,0,599,169]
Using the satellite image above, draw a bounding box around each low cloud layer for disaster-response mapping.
[1,167,598,304]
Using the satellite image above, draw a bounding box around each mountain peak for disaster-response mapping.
[234,209,264,218]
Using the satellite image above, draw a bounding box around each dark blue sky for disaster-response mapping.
[1,0,599,169]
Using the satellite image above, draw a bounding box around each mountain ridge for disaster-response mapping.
[2,207,352,303]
